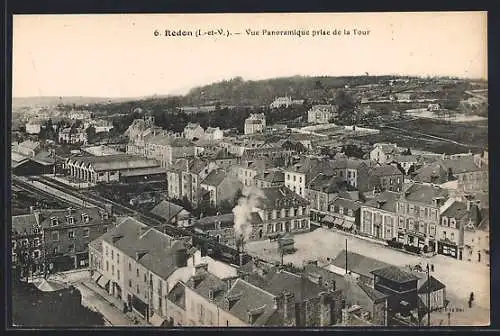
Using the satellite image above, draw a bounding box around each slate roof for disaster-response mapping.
[255,170,285,183]
[37,207,107,230]
[414,275,446,294]
[370,164,403,176]
[202,169,228,187]
[12,214,38,235]
[261,270,324,302]
[148,135,195,147]
[364,191,401,212]
[187,272,227,306]
[225,278,280,326]
[330,197,362,211]
[371,266,419,283]
[67,155,159,172]
[308,173,346,193]
[402,183,449,205]
[257,186,310,210]
[352,281,388,303]
[150,201,187,221]
[101,217,188,280]
[331,250,393,279]
[303,263,348,291]
[120,167,167,177]
[193,213,234,229]
[441,157,486,173]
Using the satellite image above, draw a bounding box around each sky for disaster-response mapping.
[12,12,487,98]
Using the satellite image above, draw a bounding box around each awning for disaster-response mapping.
[97,275,110,290]
[343,221,353,229]
[149,313,167,327]
[334,218,343,226]
[323,215,335,223]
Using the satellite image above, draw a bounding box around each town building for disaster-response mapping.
[343,275,389,326]
[368,165,404,192]
[150,201,191,227]
[249,186,311,241]
[254,169,285,189]
[360,191,401,241]
[391,155,420,175]
[200,169,243,207]
[183,123,206,141]
[244,114,266,135]
[327,197,363,233]
[143,135,198,168]
[90,217,200,325]
[13,207,114,275]
[58,127,88,145]
[371,266,420,318]
[12,140,41,158]
[25,121,42,135]
[396,183,450,253]
[307,173,347,214]
[307,105,338,124]
[439,198,487,261]
[327,250,392,287]
[237,159,275,188]
[191,213,237,247]
[285,158,333,198]
[204,127,224,141]
[269,96,304,109]
[166,158,218,207]
[65,154,163,184]
[81,145,123,157]
[12,211,44,278]
[174,270,290,326]
[413,273,446,312]
[370,143,403,164]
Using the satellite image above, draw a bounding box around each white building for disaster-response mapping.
[307,105,338,124]
[183,123,205,141]
[25,122,42,135]
[244,114,266,135]
[204,127,223,141]
[269,96,304,109]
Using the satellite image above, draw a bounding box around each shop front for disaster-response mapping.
[437,240,458,259]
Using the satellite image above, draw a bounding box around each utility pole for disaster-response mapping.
[427,263,431,327]
[345,239,348,275]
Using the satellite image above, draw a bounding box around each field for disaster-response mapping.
[356,118,488,154]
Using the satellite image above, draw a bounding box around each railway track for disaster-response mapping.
[14,174,253,266]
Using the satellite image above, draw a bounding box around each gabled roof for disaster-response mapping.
[12,214,38,235]
[370,164,403,177]
[186,272,227,306]
[364,191,401,212]
[415,275,446,293]
[150,201,187,221]
[308,173,346,193]
[225,278,279,326]
[371,266,419,283]
[303,263,348,291]
[202,169,229,187]
[67,155,159,172]
[402,183,449,205]
[260,270,323,302]
[441,157,486,173]
[330,197,362,211]
[331,250,392,279]
[255,170,285,183]
[257,186,310,210]
[101,217,188,280]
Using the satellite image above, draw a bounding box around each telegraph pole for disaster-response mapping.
[345,239,348,274]
[427,263,431,326]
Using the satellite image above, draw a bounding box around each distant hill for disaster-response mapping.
[182,75,404,106]
[12,96,139,108]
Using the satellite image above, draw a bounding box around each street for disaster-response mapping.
[245,227,490,317]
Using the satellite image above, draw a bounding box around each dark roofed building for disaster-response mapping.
[65,154,161,184]
[254,169,285,188]
[368,164,404,192]
[360,191,401,241]
[150,201,191,227]
[200,169,243,206]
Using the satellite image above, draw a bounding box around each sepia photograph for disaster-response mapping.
[10,12,489,328]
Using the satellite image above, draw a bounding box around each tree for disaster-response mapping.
[86,125,97,144]
[342,144,365,159]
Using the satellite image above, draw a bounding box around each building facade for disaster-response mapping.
[244,114,266,135]
[307,105,338,124]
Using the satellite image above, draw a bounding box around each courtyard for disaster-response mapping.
[245,227,490,317]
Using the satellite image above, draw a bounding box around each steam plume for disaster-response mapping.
[233,186,265,251]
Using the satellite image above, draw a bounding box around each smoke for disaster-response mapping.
[233,186,265,251]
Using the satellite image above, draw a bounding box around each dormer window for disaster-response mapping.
[82,213,90,223]
[67,216,75,225]
[50,217,58,226]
